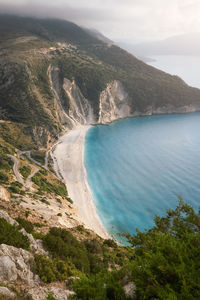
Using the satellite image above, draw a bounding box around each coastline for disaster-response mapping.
[53,125,109,239]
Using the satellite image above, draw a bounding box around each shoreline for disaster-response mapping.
[53,125,109,239]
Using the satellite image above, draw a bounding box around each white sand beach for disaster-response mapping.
[53,126,109,238]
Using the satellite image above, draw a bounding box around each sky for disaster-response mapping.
[0,0,200,42]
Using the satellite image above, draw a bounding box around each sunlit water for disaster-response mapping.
[85,113,200,242]
[147,55,200,88]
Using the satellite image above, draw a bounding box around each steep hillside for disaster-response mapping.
[0,15,200,300]
[1,15,200,152]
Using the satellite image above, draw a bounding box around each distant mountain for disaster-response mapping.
[83,28,114,45]
[124,33,200,57]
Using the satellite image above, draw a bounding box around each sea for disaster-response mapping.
[85,55,200,243]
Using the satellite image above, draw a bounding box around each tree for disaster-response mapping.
[126,197,200,299]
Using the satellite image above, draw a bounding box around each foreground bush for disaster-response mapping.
[125,198,200,299]
[16,217,34,234]
[0,218,30,250]
[33,255,73,283]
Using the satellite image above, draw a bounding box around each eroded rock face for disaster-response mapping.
[63,78,94,127]
[98,80,130,124]
[0,255,17,281]
[0,244,36,285]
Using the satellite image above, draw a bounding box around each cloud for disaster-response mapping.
[0,0,200,42]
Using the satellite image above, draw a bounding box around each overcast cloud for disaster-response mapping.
[0,0,200,42]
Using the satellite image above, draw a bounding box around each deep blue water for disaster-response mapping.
[85,113,200,242]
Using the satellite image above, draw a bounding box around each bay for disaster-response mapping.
[85,113,200,242]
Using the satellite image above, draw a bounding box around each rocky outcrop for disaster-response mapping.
[0,244,36,285]
[0,244,73,300]
[49,65,94,129]
[49,67,200,130]
[0,186,10,202]
[0,210,18,227]
[27,286,74,300]
[0,210,47,255]
[99,80,130,123]
[63,78,94,127]
[19,228,48,256]
[0,286,16,299]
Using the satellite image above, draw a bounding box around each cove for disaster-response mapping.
[85,113,200,242]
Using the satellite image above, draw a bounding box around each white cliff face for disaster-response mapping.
[50,67,200,129]
[49,65,94,129]
[98,81,131,124]
[63,78,94,127]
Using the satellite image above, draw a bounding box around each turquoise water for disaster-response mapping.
[85,113,200,242]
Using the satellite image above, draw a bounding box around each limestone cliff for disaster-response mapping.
[49,69,200,128]
[98,81,131,123]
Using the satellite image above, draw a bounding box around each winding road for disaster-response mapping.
[8,154,39,188]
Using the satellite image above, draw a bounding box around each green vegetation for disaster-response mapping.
[46,294,57,300]
[124,199,200,299]
[1,15,200,153]
[0,122,36,150]
[71,270,130,300]
[0,171,8,183]
[32,171,68,197]
[31,150,46,165]
[35,226,130,282]
[0,218,30,250]
[16,217,34,234]
[19,165,31,180]
[8,181,23,194]
[33,254,73,283]
[0,143,13,178]
[56,52,114,116]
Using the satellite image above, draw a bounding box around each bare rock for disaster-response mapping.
[0,210,18,226]
[49,286,74,300]
[0,244,36,286]
[0,256,17,281]
[27,286,74,300]
[19,228,48,255]
[0,186,10,202]
[123,282,136,299]
[0,286,16,299]
[26,287,47,300]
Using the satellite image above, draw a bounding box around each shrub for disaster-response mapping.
[16,217,34,233]
[0,218,30,250]
[32,172,68,197]
[33,255,71,283]
[103,239,117,248]
[19,165,31,180]
[125,199,200,299]
[43,227,90,274]
[0,171,8,183]
[8,181,23,194]
[46,294,56,300]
